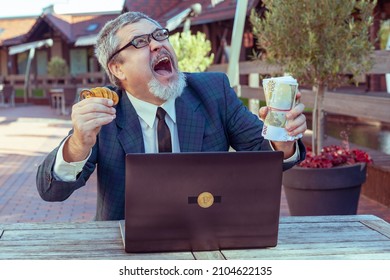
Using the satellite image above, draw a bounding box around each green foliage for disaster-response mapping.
[47,56,69,78]
[250,0,376,155]
[32,89,44,97]
[379,20,390,50]
[170,31,214,72]
[15,89,24,98]
[250,0,376,87]
[15,89,44,98]
[15,88,44,98]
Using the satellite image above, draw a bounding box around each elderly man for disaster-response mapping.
[36,11,307,220]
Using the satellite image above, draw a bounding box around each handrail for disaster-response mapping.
[208,50,390,74]
[207,50,390,123]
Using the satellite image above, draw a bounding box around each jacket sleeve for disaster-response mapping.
[36,137,97,202]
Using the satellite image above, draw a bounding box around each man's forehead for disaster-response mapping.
[118,19,161,37]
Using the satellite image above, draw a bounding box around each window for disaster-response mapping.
[70,49,87,74]
[86,23,99,32]
[17,52,28,74]
[36,50,48,75]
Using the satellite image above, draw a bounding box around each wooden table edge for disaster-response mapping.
[361,219,390,239]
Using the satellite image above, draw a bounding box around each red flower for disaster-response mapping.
[298,145,373,168]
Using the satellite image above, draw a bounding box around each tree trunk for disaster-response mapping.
[312,83,326,155]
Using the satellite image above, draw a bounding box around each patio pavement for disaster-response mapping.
[0,104,97,223]
[0,104,389,223]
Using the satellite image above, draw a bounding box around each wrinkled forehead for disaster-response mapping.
[117,19,162,39]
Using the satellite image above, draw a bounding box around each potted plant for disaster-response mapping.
[250,0,377,215]
[283,145,373,215]
[47,56,69,84]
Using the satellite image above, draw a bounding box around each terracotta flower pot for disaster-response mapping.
[282,163,367,216]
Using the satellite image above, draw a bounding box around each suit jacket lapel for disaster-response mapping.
[115,90,145,153]
[114,86,206,153]
[176,89,205,152]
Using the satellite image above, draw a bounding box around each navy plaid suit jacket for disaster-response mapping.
[36,72,305,220]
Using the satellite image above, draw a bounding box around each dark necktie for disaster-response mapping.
[156,107,172,153]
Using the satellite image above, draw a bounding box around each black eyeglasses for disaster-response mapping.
[108,28,170,63]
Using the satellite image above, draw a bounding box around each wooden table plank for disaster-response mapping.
[0,252,193,260]
[0,249,194,260]
[361,220,390,238]
[1,221,119,231]
[192,250,226,260]
[0,239,194,260]
[0,221,195,260]
[223,252,390,260]
[278,222,389,245]
[222,241,390,260]
[279,221,376,233]
[280,215,382,223]
[271,240,390,251]
[2,227,120,242]
[222,216,390,260]
[0,238,223,260]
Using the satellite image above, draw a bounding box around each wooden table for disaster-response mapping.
[1,215,390,260]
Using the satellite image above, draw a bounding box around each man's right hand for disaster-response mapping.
[63,97,116,162]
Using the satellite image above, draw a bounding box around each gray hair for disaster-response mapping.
[94,12,162,87]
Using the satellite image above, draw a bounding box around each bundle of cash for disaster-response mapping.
[261,76,302,141]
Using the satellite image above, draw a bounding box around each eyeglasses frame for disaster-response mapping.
[108,28,170,63]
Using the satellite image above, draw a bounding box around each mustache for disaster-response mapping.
[151,49,174,66]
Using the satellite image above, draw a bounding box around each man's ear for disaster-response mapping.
[108,61,126,81]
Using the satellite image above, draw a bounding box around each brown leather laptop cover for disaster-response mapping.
[121,151,283,253]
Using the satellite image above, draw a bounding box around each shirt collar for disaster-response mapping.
[126,92,177,128]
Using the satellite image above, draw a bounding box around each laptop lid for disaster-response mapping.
[121,151,284,253]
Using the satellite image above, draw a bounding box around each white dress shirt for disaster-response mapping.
[127,92,180,153]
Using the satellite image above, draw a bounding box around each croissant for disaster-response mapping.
[80,87,119,105]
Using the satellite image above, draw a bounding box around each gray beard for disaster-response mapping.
[148,72,186,101]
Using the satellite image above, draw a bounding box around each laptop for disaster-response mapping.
[119,151,284,253]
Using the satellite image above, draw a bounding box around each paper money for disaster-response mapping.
[261,76,302,141]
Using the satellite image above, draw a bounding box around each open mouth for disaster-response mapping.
[153,56,173,76]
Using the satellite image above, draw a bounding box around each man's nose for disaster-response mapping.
[149,38,164,52]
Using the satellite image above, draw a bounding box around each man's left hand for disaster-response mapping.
[259,92,307,158]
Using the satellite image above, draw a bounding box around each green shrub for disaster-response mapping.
[15,89,44,98]
[15,89,24,98]
[170,31,214,72]
[32,89,44,97]
[379,20,390,50]
[47,56,69,78]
